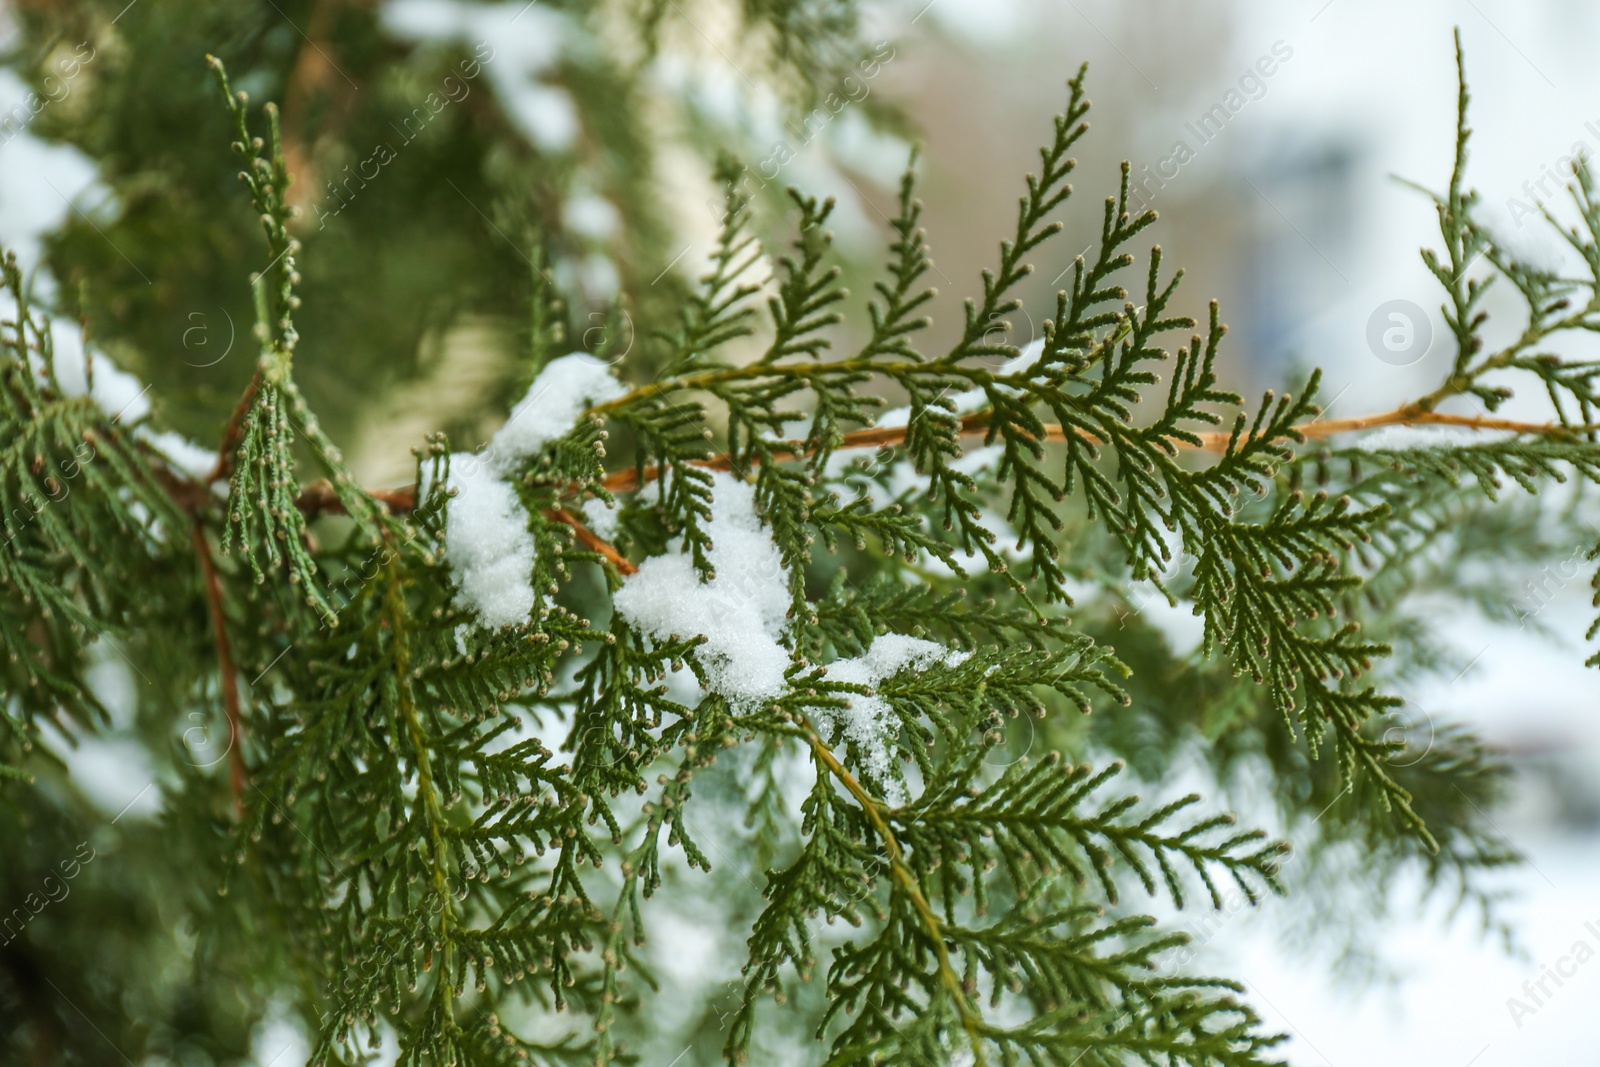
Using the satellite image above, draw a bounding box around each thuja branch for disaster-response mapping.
[257,404,1598,518]
[592,404,1596,494]
[385,561,459,1024]
[797,711,989,1065]
[1410,299,1600,415]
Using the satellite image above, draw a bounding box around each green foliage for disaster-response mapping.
[208,58,394,624]
[1392,33,1600,655]
[0,259,184,760]
[5,17,1600,1067]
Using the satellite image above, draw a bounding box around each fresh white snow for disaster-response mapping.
[613,474,969,777]
[814,634,969,781]
[141,429,217,479]
[1357,424,1508,452]
[580,495,619,540]
[443,455,537,628]
[47,337,150,423]
[444,353,627,626]
[489,353,627,468]
[613,470,794,706]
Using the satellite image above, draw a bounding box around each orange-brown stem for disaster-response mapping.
[286,405,1594,522]
[295,480,412,516]
[1226,407,1594,445]
[598,407,1590,493]
[548,507,638,576]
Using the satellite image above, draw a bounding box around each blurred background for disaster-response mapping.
[1,0,1596,1063]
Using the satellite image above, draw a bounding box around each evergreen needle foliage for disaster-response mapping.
[3,18,1597,1067]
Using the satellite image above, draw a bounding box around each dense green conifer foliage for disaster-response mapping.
[1,9,1594,1066]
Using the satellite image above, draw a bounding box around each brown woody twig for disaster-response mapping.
[287,405,1596,519]
[548,507,637,575]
